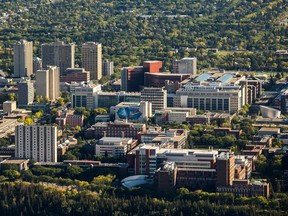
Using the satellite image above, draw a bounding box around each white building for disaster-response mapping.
[260,105,281,118]
[174,72,248,113]
[70,82,101,109]
[15,125,58,162]
[133,144,218,175]
[95,137,136,158]
[110,101,152,122]
[155,107,196,124]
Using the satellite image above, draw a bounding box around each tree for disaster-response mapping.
[66,166,83,179]
[94,108,107,115]
[56,98,65,107]
[8,93,16,101]
[24,117,33,125]
[3,170,20,180]
[254,155,267,173]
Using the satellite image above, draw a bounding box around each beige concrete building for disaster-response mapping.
[172,57,197,75]
[3,101,17,114]
[13,40,33,77]
[35,66,60,101]
[41,41,75,75]
[81,42,102,80]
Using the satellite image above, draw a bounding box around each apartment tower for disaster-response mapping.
[35,66,60,101]
[81,42,102,80]
[17,79,34,106]
[15,125,58,162]
[13,40,33,77]
[41,41,75,75]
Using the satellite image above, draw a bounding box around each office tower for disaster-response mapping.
[13,40,33,77]
[121,66,144,92]
[70,82,101,109]
[35,66,60,101]
[15,125,57,162]
[141,87,167,113]
[172,57,197,75]
[121,61,162,92]
[81,42,102,80]
[41,41,75,75]
[17,79,34,105]
[216,152,235,186]
[102,59,114,76]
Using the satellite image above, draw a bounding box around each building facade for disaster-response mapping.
[216,152,235,186]
[13,40,33,77]
[81,42,102,80]
[172,57,197,75]
[102,59,114,76]
[96,91,141,108]
[95,137,137,158]
[60,68,90,83]
[35,66,60,101]
[85,121,147,140]
[41,41,75,75]
[70,82,101,109]
[140,87,167,114]
[110,101,152,123]
[17,80,34,106]
[15,125,57,162]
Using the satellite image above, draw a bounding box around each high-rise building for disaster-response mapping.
[141,87,167,113]
[102,59,114,76]
[172,57,197,75]
[121,61,162,92]
[121,66,144,92]
[81,42,102,80]
[35,66,60,101]
[15,125,58,162]
[41,41,75,75]
[17,79,34,106]
[13,40,33,77]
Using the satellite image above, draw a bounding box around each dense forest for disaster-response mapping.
[1,0,288,73]
[0,181,288,216]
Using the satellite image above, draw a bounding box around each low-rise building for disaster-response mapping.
[155,107,196,124]
[85,121,147,140]
[95,137,138,158]
[258,127,280,136]
[217,179,270,199]
[0,159,29,172]
[3,101,17,114]
[110,101,152,123]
